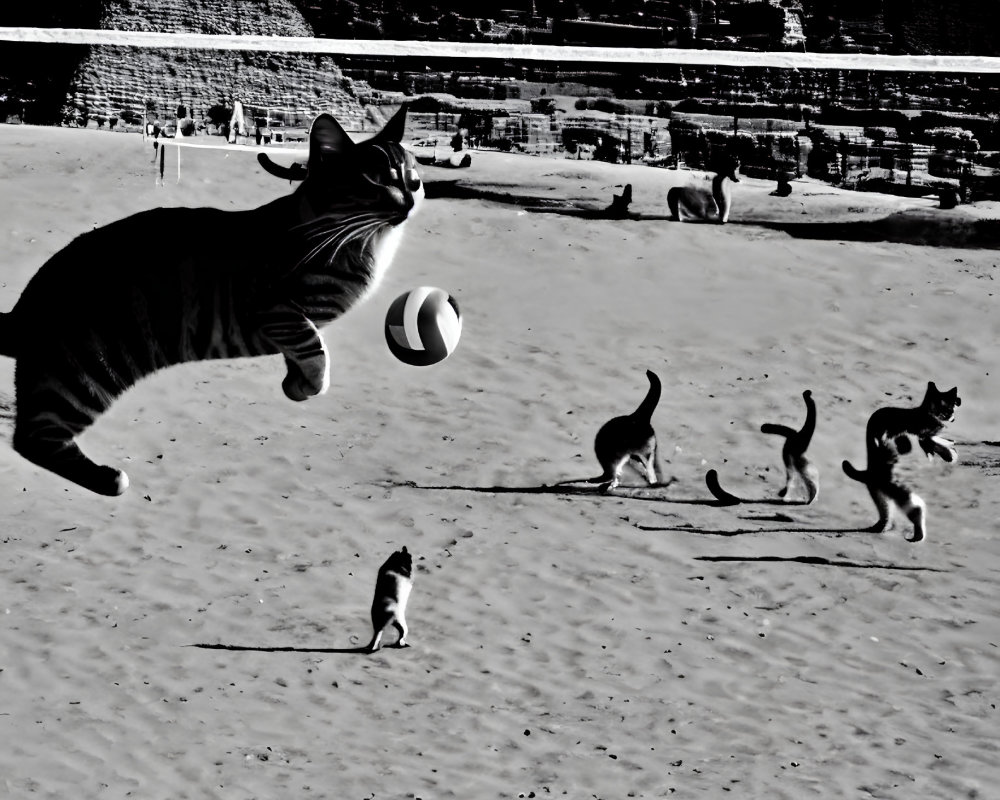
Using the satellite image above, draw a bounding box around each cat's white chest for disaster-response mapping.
[367,223,407,297]
[363,187,422,302]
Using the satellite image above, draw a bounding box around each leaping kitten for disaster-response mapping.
[761,389,819,503]
[574,369,662,493]
[0,107,422,495]
[368,546,413,653]
[842,381,960,542]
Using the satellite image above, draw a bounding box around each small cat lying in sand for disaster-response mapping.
[667,155,740,224]
[368,546,413,653]
[842,382,960,542]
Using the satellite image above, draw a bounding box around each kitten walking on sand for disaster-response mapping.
[368,546,414,653]
[705,389,818,505]
[0,107,421,495]
[761,389,819,503]
[842,382,961,542]
[560,370,663,493]
[667,155,740,224]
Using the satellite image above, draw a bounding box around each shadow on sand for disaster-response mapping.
[425,179,1000,248]
[747,211,1000,249]
[387,478,823,508]
[185,643,371,654]
[694,554,945,571]
[385,479,728,505]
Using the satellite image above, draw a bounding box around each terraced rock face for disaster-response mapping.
[61,0,363,128]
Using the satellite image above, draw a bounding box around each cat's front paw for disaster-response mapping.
[923,436,957,462]
[282,366,328,401]
[282,373,314,402]
[91,466,129,496]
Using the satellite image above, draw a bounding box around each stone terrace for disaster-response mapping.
[62,0,363,127]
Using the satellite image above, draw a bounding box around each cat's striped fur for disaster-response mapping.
[0,106,422,495]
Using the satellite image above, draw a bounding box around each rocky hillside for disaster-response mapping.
[61,0,364,128]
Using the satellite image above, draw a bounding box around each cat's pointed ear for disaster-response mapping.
[309,113,355,157]
[369,104,408,145]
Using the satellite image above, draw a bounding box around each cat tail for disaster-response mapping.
[633,370,661,422]
[0,311,15,359]
[760,423,796,439]
[799,389,817,444]
[842,460,867,483]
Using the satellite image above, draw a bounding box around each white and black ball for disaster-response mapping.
[384,287,462,366]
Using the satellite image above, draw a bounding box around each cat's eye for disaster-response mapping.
[388,167,400,182]
[405,168,421,191]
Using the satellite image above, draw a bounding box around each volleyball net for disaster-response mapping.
[3,25,998,192]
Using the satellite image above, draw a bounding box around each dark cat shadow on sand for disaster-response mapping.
[693,554,944,571]
[386,478,731,505]
[636,521,876,538]
[424,179,671,220]
[425,180,1000,248]
[185,643,389,654]
[742,214,1000,249]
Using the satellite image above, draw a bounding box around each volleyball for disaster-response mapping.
[384,287,462,366]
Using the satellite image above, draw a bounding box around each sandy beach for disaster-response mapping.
[1,124,998,799]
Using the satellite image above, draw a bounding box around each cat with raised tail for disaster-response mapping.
[561,369,662,493]
[0,107,422,496]
[704,389,818,505]
[761,389,819,504]
[842,382,961,542]
[667,155,740,224]
[368,546,413,653]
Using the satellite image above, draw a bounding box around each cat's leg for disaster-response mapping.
[718,200,730,224]
[393,615,409,648]
[800,459,820,504]
[865,486,892,533]
[631,436,659,485]
[886,480,926,542]
[598,455,629,493]
[919,435,957,462]
[899,492,927,543]
[257,305,330,401]
[13,365,128,496]
[778,457,797,500]
[667,188,680,220]
[367,626,385,653]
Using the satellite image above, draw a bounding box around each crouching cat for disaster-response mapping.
[0,107,422,495]
[842,381,960,542]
